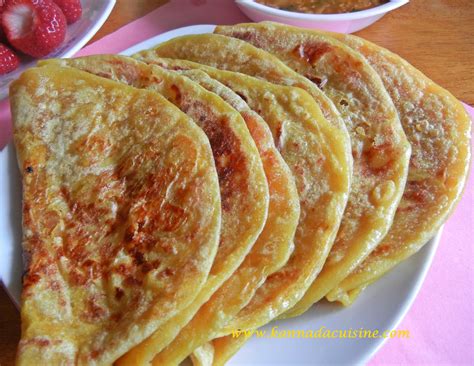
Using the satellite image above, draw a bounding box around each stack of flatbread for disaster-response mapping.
[10,22,470,366]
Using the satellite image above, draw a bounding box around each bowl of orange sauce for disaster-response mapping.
[235,0,409,33]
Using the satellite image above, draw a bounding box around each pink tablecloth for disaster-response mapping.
[0,1,472,364]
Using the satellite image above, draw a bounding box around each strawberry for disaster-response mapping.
[53,0,81,24]
[2,0,67,58]
[0,1,6,40]
[0,42,19,74]
[0,1,5,42]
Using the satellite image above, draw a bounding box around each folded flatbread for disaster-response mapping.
[41,55,269,365]
[215,23,412,317]
[11,65,221,365]
[323,31,471,304]
[137,57,351,345]
[145,68,301,366]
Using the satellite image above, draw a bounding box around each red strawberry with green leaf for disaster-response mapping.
[2,0,67,58]
[53,0,81,24]
[0,42,19,74]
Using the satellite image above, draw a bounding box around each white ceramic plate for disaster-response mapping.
[0,0,116,100]
[0,24,441,365]
[235,0,409,33]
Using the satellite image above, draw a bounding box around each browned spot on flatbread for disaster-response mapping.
[292,43,333,64]
[159,267,176,278]
[170,84,182,105]
[123,277,143,287]
[305,75,325,88]
[115,287,125,301]
[59,184,113,286]
[42,211,59,233]
[177,95,249,211]
[331,54,363,77]
[20,337,52,348]
[371,243,391,256]
[359,143,395,176]
[84,295,107,322]
[402,180,432,207]
[44,144,190,290]
[22,242,54,292]
[204,118,248,211]
[90,349,100,360]
[228,30,258,44]
[23,254,48,291]
[274,124,283,151]
[235,91,248,103]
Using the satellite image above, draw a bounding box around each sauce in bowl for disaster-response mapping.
[255,0,390,14]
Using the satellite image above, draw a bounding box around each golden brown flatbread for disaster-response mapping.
[135,33,349,135]
[323,32,471,304]
[40,55,270,365]
[11,65,221,365]
[137,56,350,336]
[143,68,300,365]
[215,22,411,317]
[40,56,269,364]
[180,68,299,271]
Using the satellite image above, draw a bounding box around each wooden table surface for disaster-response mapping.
[1,0,473,364]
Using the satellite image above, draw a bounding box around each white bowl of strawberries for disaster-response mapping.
[0,0,115,99]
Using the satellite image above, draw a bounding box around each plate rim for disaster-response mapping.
[358,229,441,364]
